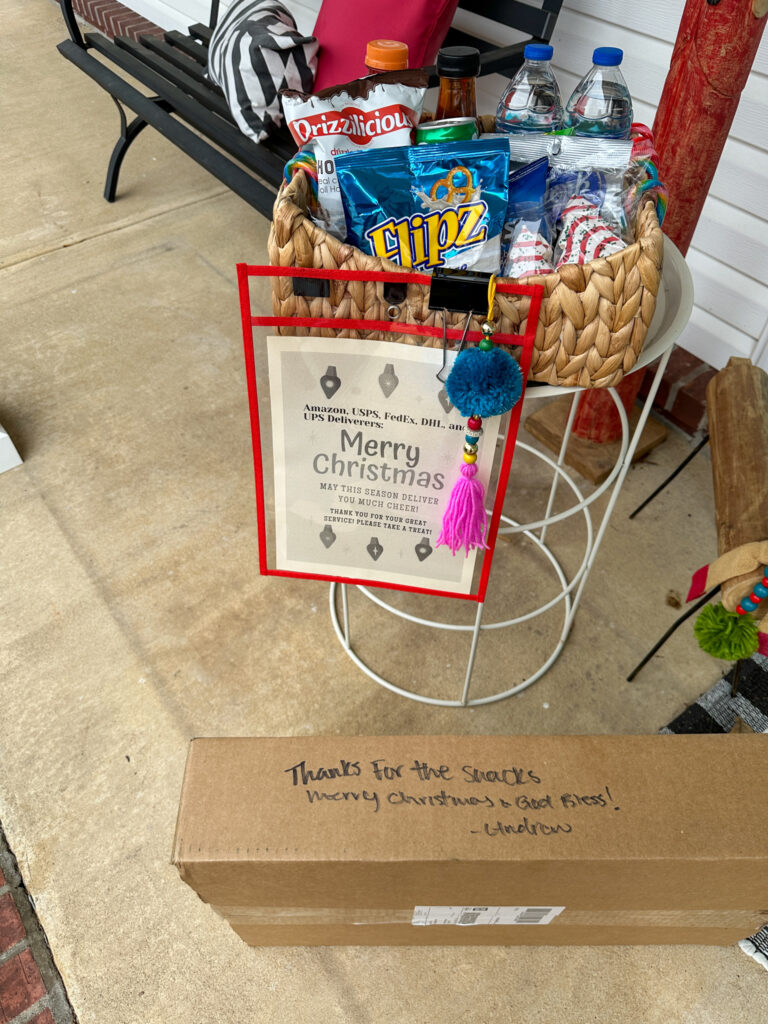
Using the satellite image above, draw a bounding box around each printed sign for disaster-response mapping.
[267,336,501,595]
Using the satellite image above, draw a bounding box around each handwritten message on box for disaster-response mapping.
[283,754,622,838]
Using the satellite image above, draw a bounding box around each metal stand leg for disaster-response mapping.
[539,390,582,545]
[566,347,674,629]
[341,583,350,648]
[104,96,172,202]
[460,602,485,706]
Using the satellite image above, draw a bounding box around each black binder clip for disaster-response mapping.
[428,268,492,315]
[429,269,491,382]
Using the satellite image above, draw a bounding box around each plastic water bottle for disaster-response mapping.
[495,44,563,134]
[565,47,633,138]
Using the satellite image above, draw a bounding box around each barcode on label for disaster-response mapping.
[412,905,565,927]
[514,908,552,924]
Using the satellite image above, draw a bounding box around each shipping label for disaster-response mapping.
[412,906,565,926]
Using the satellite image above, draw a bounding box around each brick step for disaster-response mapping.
[641,349,716,436]
[0,825,75,1023]
[72,0,162,41]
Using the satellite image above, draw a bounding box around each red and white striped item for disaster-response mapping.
[503,222,553,278]
[554,195,626,268]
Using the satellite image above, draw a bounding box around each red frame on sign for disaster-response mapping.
[238,264,543,602]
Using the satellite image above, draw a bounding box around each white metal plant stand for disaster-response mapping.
[330,240,694,706]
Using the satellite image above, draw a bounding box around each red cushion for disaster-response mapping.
[311,0,459,91]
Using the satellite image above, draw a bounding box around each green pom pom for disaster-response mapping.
[693,603,759,660]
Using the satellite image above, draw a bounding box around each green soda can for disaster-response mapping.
[415,117,479,144]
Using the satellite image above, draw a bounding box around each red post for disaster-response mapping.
[653,0,767,256]
[571,0,767,444]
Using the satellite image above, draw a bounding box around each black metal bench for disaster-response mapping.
[58,0,562,219]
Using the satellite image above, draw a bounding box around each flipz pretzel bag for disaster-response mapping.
[336,137,509,272]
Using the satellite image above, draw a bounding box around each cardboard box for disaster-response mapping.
[173,735,768,946]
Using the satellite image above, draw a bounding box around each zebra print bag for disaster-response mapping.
[208,0,318,142]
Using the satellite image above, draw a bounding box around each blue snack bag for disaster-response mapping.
[500,155,554,277]
[336,137,509,272]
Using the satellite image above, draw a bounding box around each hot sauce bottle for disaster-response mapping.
[434,46,481,123]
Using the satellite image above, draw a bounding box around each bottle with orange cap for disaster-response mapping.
[364,39,409,75]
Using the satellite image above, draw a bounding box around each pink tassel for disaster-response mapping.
[436,463,488,556]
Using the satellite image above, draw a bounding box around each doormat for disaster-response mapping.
[659,651,768,971]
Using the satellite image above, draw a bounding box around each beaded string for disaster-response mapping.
[459,276,498,471]
[437,274,522,556]
[736,567,768,615]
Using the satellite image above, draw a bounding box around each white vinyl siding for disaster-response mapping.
[124,0,768,370]
[118,0,318,34]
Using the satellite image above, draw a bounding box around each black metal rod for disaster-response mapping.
[57,39,279,217]
[626,585,721,682]
[104,97,172,202]
[628,434,709,520]
[61,0,86,49]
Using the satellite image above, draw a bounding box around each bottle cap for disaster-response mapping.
[365,39,409,71]
[592,47,623,67]
[436,46,481,79]
[524,44,554,62]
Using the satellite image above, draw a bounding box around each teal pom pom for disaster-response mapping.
[693,603,759,660]
[446,347,523,419]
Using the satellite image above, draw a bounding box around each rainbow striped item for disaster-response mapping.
[625,122,668,226]
[283,149,319,212]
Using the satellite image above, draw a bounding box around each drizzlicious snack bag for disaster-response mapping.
[281,70,428,239]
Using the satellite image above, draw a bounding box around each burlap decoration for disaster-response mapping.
[267,167,664,388]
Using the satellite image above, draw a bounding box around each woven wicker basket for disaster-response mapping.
[268,163,664,389]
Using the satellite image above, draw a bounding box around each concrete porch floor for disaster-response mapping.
[1,3,766,1021]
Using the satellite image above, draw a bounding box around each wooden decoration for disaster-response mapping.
[706,357,768,608]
